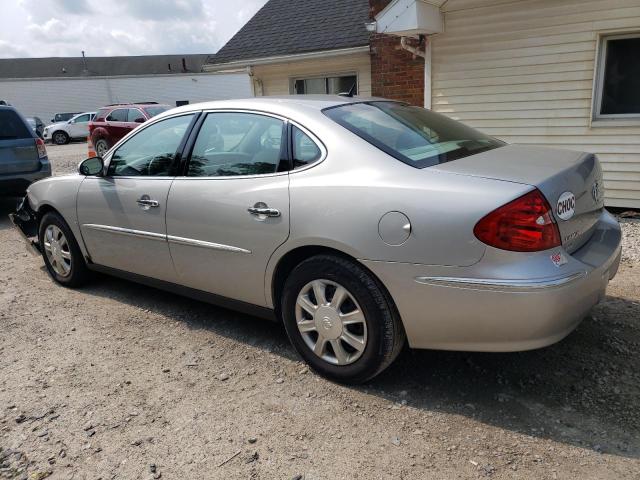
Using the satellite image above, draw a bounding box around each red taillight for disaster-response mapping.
[35,137,47,159]
[473,189,561,252]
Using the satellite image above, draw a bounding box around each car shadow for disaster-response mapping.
[2,197,638,459]
[75,272,640,460]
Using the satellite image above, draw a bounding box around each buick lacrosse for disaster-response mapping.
[10,96,622,383]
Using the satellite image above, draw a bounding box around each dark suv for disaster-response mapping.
[0,106,51,196]
[89,102,170,156]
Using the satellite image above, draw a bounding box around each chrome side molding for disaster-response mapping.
[414,271,587,292]
[82,224,252,254]
[82,224,166,241]
[167,235,251,254]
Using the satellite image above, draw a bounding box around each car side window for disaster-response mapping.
[106,109,127,122]
[127,109,146,123]
[74,114,90,123]
[292,126,321,168]
[188,112,285,177]
[107,114,194,177]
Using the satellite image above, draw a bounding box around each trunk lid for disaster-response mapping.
[433,145,604,253]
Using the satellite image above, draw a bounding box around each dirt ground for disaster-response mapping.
[1,142,639,479]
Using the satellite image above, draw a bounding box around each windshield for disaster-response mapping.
[324,102,504,168]
[143,106,170,118]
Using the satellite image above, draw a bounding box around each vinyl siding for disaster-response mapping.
[253,52,371,97]
[0,73,251,126]
[432,0,640,208]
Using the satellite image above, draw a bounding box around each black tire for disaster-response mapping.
[94,138,109,157]
[52,131,69,145]
[281,254,405,384]
[38,211,90,288]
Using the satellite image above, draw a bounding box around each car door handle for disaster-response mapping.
[136,197,159,208]
[247,206,280,217]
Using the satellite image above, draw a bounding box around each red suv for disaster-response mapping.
[89,102,170,156]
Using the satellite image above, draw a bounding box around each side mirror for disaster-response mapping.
[79,156,104,176]
[68,120,74,124]
[134,117,146,123]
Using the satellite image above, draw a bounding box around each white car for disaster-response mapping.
[44,112,95,145]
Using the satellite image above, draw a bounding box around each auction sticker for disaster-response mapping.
[550,252,568,267]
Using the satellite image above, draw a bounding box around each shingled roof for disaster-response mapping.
[0,54,210,79]
[208,0,371,65]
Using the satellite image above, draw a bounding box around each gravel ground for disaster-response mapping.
[0,142,639,479]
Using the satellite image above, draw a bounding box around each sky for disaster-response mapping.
[0,0,269,58]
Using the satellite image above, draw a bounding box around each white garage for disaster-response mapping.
[0,54,251,124]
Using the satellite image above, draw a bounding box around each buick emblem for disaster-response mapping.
[592,181,602,203]
[322,316,333,330]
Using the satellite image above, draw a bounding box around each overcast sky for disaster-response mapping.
[0,0,268,58]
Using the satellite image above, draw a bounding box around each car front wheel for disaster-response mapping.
[39,212,89,287]
[281,254,405,384]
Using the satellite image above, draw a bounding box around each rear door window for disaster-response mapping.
[127,108,146,123]
[292,126,321,168]
[106,109,128,122]
[324,102,504,168]
[187,112,285,177]
[0,110,32,139]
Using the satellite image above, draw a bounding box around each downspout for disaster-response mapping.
[399,36,431,109]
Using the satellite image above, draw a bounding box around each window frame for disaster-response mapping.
[593,32,640,121]
[178,109,326,179]
[102,112,199,179]
[290,72,359,95]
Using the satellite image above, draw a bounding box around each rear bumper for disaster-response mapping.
[362,210,622,352]
[0,161,51,196]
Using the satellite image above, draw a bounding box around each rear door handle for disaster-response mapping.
[248,203,280,217]
[137,196,159,209]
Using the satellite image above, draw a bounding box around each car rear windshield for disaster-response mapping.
[0,110,32,139]
[323,102,504,168]
[143,106,170,118]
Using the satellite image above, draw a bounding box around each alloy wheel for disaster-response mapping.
[43,225,72,277]
[295,279,367,366]
[53,132,66,145]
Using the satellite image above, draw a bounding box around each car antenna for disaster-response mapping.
[338,83,357,98]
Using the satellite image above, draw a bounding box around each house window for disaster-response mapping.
[594,33,640,119]
[293,74,357,95]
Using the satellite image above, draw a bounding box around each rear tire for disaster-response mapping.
[52,131,69,145]
[94,138,109,156]
[39,212,90,288]
[281,254,405,384]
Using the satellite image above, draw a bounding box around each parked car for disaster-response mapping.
[89,102,170,156]
[51,112,81,123]
[44,112,96,145]
[10,96,621,384]
[25,116,45,139]
[0,105,50,196]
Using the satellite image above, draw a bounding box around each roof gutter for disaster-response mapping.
[203,46,370,72]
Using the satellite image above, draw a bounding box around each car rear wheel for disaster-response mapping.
[52,131,69,145]
[281,254,405,384]
[39,212,89,287]
[94,139,109,157]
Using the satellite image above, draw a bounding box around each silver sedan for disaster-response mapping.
[10,96,622,383]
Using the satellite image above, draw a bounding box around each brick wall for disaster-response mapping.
[369,0,425,106]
